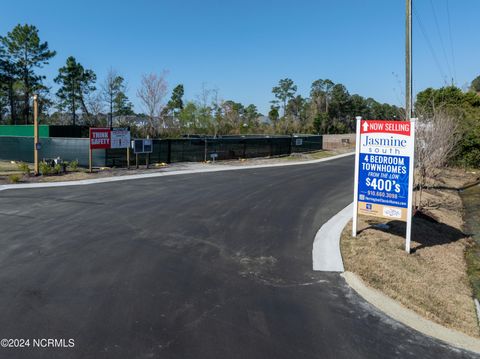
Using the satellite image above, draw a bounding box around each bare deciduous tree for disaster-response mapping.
[414,110,461,209]
[136,72,168,137]
[85,91,105,127]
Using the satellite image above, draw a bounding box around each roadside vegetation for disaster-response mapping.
[415,82,480,168]
[341,169,480,337]
[0,159,82,184]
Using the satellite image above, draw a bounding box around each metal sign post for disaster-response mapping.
[210,153,218,163]
[352,119,416,253]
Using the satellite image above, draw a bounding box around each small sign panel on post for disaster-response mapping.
[132,139,153,154]
[111,128,131,149]
[143,139,153,153]
[132,139,153,169]
[352,118,416,252]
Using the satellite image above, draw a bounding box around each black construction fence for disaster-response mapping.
[0,134,322,168]
[105,135,323,167]
[49,125,90,138]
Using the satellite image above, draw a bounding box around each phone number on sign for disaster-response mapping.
[367,190,398,199]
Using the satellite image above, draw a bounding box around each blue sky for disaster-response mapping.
[1,0,479,115]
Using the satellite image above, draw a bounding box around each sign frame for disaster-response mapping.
[352,117,416,253]
[132,139,153,154]
[89,127,111,172]
[110,127,131,149]
[89,127,131,172]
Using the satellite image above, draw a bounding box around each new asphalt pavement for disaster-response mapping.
[0,156,477,358]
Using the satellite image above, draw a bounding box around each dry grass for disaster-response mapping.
[0,160,28,174]
[341,178,480,337]
[419,167,480,190]
[210,149,343,166]
[282,150,336,161]
[341,218,478,337]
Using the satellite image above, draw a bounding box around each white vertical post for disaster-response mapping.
[405,118,416,253]
[352,116,362,237]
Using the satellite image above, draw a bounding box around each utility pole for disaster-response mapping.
[406,0,412,120]
[405,0,415,253]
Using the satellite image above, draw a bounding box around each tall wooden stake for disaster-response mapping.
[33,95,39,175]
[89,147,92,173]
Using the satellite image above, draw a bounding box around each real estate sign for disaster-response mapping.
[352,118,416,252]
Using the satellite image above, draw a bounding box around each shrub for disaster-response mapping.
[39,161,51,176]
[69,160,79,171]
[8,174,21,183]
[17,162,30,175]
[53,163,62,174]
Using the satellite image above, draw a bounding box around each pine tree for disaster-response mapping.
[0,24,55,123]
[54,56,96,126]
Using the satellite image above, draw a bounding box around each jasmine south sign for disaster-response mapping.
[352,118,416,252]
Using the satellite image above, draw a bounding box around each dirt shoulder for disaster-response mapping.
[0,150,348,185]
[341,168,480,338]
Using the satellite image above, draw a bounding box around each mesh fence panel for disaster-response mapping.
[0,136,105,167]
[1,135,322,168]
[291,135,323,153]
[105,136,321,166]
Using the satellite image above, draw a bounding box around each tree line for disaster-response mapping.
[415,79,480,167]
[0,23,478,167]
[0,24,405,138]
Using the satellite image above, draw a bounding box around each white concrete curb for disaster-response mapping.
[475,299,480,328]
[312,203,352,272]
[0,152,354,192]
[343,271,480,355]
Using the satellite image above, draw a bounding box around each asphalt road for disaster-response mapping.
[0,156,477,358]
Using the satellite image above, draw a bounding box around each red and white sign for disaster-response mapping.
[90,128,111,149]
[360,120,411,136]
